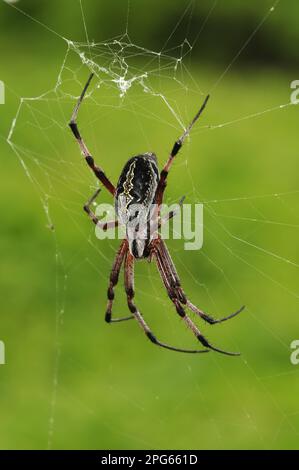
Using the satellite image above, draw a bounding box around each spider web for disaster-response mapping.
[4,0,299,450]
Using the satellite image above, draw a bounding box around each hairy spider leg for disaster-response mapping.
[69,73,115,195]
[124,251,209,354]
[155,94,210,209]
[158,238,245,325]
[105,240,134,323]
[84,188,118,230]
[154,239,241,356]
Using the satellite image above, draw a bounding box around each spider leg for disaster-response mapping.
[69,73,115,196]
[155,95,209,208]
[186,302,245,325]
[154,240,241,356]
[84,188,118,231]
[158,195,185,228]
[124,252,209,354]
[105,240,134,323]
[157,237,245,325]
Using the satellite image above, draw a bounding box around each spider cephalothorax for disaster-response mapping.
[69,73,245,355]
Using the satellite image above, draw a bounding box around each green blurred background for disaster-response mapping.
[0,0,299,450]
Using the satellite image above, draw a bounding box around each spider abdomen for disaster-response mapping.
[115,153,159,210]
[115,153,159,258]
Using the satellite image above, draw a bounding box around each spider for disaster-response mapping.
[69,73,245,355]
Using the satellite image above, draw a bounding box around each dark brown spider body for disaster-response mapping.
[69,73,245,355]
[115,153,159,259]
[116,153,159,208]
